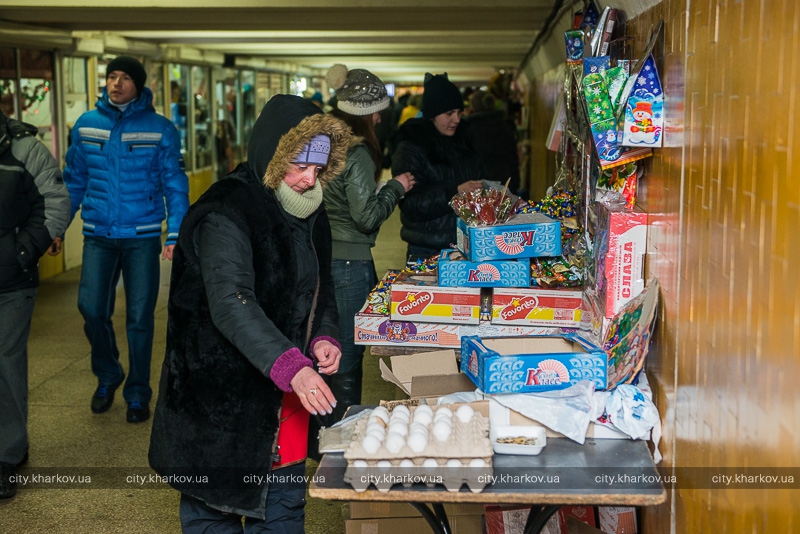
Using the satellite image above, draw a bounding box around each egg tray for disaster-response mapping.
[343,405,493,493]
[344,406,493,462]
[343,456,492,493]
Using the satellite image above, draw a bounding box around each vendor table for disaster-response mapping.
[310,418,666,534]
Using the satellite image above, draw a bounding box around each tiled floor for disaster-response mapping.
[0,205,406,533]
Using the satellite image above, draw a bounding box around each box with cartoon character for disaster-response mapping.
[460,333,608,394]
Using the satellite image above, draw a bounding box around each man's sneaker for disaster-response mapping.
[0,462,17,499]
[126,401,150,423]
[91,374,125,414]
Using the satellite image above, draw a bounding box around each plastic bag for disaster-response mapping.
[605,384,659,441]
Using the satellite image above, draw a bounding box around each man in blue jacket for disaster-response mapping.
[63,56,189,423]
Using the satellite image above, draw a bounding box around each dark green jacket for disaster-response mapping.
[323,143,405,260]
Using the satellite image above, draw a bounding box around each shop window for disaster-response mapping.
[62,57,90,157]
[19,50,55,156]
[240,70,256,160]
[148,62,165,116]
[192,65,212,169]
[169,63,191,171]
[214,68,239,179]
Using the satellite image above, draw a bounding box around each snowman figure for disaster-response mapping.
[627,101,661,144]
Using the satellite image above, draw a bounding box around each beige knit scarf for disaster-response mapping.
[275,181,323,219]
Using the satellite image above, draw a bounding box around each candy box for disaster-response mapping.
[587,202,648,318]
[390,271,481,325]
[491,287,583,328]
[456,212,561,262]
[438,249,530,288]
[460,333,608,394]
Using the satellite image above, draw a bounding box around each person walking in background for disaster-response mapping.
[391,72,484,262]
[62,56,189,424]
[322,64,414,432]
[464,89,521,195]
[0,110,70,499]
[149,94,350,532]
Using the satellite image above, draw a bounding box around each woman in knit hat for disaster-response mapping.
[319,64,415,433]
[391,72,484,262]
[149,94,355,531]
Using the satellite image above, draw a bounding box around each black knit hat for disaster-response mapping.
[420,72,463,119]
[106,56,147,94]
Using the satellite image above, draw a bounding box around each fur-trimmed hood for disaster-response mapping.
[246,94,357,190]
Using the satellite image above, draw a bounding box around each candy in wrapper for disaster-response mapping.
[450,187,517,227]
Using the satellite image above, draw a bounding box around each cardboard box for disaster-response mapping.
[597,507,637,534]
[390,271,481,325]
[456,212,561,262]
[438,249,531,288]
[379,349,476,399]
[558,507,597,534]
[491,287,583,328]
[587,203,647,318]
[346,501,484,519]
[355,309,561,349]
[485,505,562,534]
[346,515,483,534]
[461,334,608,394]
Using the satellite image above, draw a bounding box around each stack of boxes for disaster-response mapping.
[354,211,585,349]
[389,212,585,334]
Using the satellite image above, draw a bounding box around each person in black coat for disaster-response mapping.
[464,90,521,195]
[148,95,356,532]
[391,73,484,262]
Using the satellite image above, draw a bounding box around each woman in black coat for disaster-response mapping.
[149,95,356,532]
[391,73,484,262]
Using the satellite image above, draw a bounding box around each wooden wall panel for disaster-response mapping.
[526,0,799,532]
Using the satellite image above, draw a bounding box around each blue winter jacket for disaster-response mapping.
[63,86,189,245]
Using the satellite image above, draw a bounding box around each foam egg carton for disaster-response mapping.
[343,404,492,493]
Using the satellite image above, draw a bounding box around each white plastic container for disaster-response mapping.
[490,424,547,455]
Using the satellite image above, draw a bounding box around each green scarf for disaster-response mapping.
[276,181,323,219]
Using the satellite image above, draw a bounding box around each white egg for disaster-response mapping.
[387,420,409,436]
[392,405,410,418]
[407,432,428,453]
[409,421,429,434]
[399,458,415,468]
[414,405,433,417]
[422,458,439,468]
[366,422,386,435]
[412,410,433,426]
[366,427,385,442]
[385,433,405,454]
[353,460,369,469]
[434,406,453,419]
[446,459,462,468]
[455,404,475,423]
[376,460,392,472]
[469,458,486,468]
[432,421,452,442]
[361,434,381,454]
[371,407,390,423]
[433,414,452,425]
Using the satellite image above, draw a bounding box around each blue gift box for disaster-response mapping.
[455,212,561,262]
[437,249,530,288]
[460,333,607,394]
